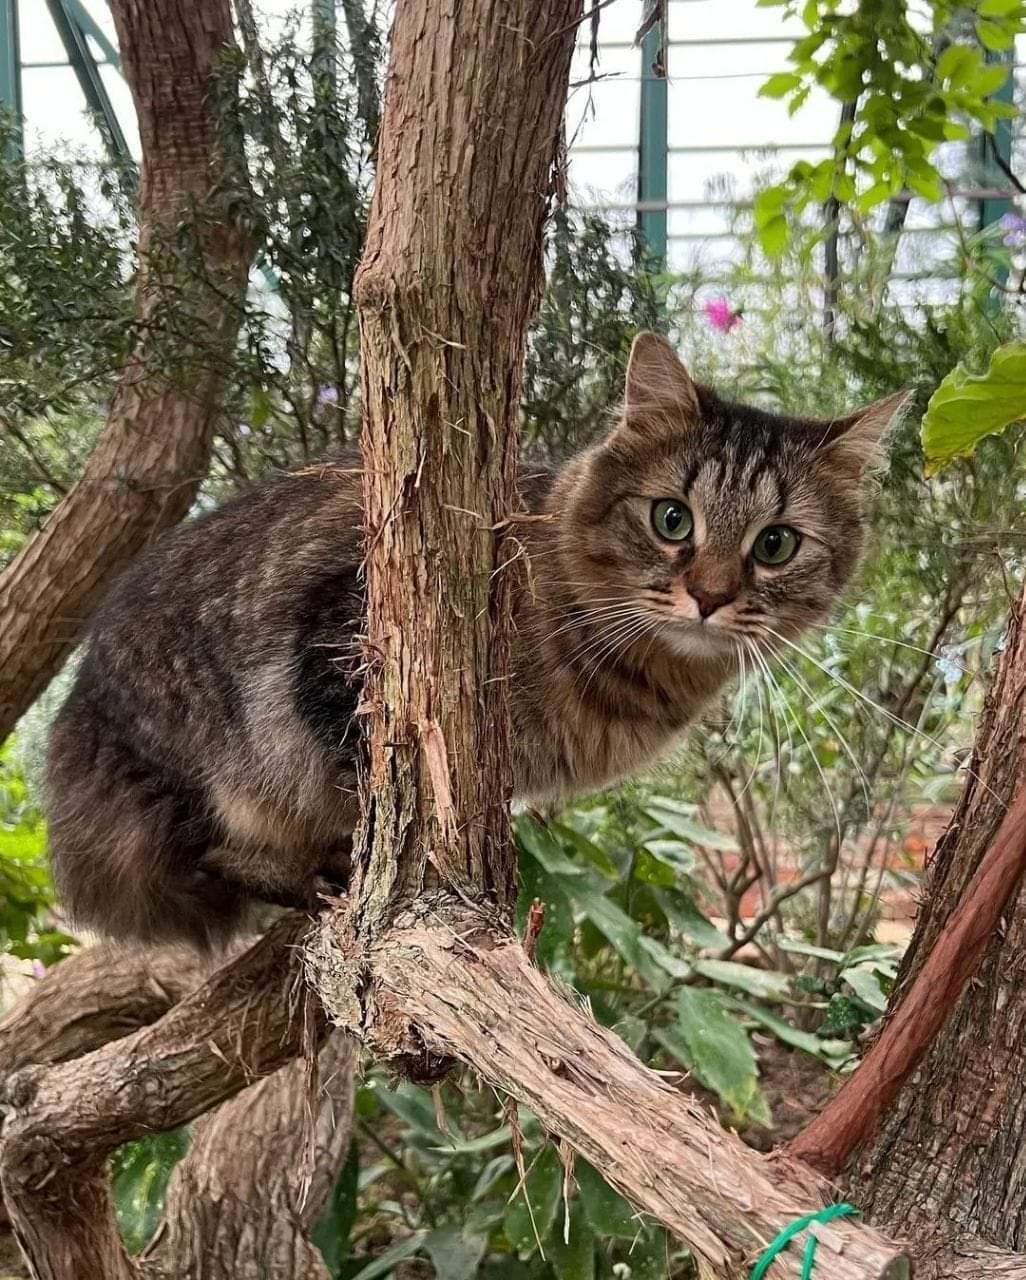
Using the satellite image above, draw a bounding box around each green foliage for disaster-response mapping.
[921,340,1026,472]
[753,1,1024,252]
[0,742,71,967]
[112,1128,190,1253]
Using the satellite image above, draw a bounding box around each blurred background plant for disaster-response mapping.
[3,0,1026,1276]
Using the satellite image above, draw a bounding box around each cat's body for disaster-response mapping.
[46,335,902,947]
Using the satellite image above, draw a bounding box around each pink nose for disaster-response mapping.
[688,586,737,618]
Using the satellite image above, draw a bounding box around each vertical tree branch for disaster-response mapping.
[0,0,254,740]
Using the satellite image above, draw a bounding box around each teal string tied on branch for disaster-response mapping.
[751,1203,860,1280]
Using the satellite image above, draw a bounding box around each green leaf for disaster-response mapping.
[759,72,802,99]
[571,882,689,987]
[112,1128,189,1254]
[424,1227,488,1280]
[548,822,619,878]
[693,958,791,1001]
[375,1083,445,1144]
[653,888,731,950]
[504,1146,563,1254]
[921,341,1026,473]
[725,997,851,1067]
[979,0,1023,14]
[976,22,1016,53]
[842,965,888,1012]
[312,1142,359,1276]
[776,939,845,963]
[644,799,738,851]
[548,1199,596,1280]
[576,1160,639,1239]
[349,1233,427,1280]
[657,987,767,1122]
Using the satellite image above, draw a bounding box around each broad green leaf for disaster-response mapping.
[375,1083,445,1144]
[504,1146,563,1253]
[112,1128,189,1254]
[657,987,768,1121]
[312,1142,359,1275]
[979,0,1023,14]
[516,817,589,879]
[571,883,687,987]
[624,1228,672,1280]
[548,1199,596,1280]
[576,1160,639,1239]
[424,1226,488,1280]
[693,958,791,1001]
[725,997,851,1067]
[842,965,888,1012]
[921,342,1026,473]
[642,838,696,875]
[644,799,738,851]
[653,887,731,950]
[776,938,845,963]
[548,822,619,878]
[759,72,801,99]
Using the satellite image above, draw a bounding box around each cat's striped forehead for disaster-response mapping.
[640,404,826,548]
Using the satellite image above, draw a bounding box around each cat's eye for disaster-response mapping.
[752,525,800,566]
[651,499,693,542]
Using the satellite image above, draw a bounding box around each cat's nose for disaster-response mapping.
[688,585,737,619]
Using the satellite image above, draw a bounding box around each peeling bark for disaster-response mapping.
[0,0,253,740]
[312,906,910,1280]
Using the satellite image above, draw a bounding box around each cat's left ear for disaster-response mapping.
[817,391,912,478]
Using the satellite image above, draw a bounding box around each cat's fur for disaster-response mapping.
[46,334,902,947]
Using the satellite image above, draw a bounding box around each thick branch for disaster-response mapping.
[0,915,320,1280]
[0,943,209,1073]
[312,905,911,1280]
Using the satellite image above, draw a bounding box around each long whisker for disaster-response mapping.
[772,650,872,810]
[760,626,1006,809]
[812,622,974,678]
[748,639,843,851]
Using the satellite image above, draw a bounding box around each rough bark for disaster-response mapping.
[313,905,911,1280]
[348,0,581,936]
[0,943,209,1073]
[788,781,1026,1176]
[0,0,253,741]
[0,915,320,1279]
[846,579,1026,1251]
[145,1033,356,1280]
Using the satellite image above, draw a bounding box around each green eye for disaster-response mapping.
[752,525,800,566]
[651,499,693,542]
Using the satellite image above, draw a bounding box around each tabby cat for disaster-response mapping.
[46,333,903,947]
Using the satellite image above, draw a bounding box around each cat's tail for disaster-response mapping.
[45,709,248,951]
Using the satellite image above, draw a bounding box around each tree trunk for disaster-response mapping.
[146,1033,356,1280]
[0,0,253,741]
[847,579,1026,1257]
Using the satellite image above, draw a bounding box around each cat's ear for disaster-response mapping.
[817,390,912,477]
[619,332,701,433]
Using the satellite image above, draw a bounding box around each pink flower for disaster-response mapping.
[31,959,46,979]
[702,296,742,333]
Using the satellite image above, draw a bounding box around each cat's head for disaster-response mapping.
[557,332,908,660]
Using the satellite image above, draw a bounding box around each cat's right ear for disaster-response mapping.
[615,332,702,441]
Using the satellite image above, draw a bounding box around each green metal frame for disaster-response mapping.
[43,0,131,165]
[637,22,668,264]
[978,47,1015,234]
[0,0,23,157]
